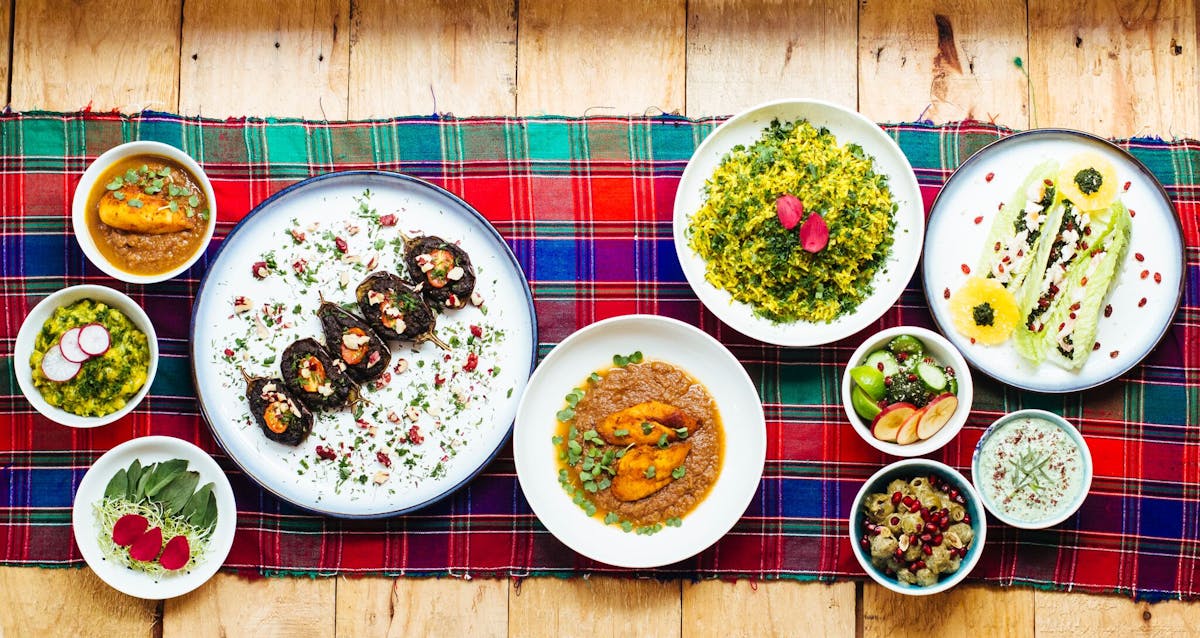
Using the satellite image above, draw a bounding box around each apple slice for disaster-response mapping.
[917,394,959,440]
[871,403,916,442]
[896,407,926,445]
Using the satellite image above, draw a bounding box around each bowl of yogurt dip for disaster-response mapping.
[971,409,1093,529]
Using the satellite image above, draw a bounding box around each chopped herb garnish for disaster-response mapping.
[671,466,686,479]
[644,465,656,479]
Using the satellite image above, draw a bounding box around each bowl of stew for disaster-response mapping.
[72,141,217,284]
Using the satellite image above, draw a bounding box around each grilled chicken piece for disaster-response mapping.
[611,443,691,502]
[595,401,700,445]
[98,187,192,234]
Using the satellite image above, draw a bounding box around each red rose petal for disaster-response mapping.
[799,211,829,253]
[776,194,803,230]
[112,514,149,547]
[128,526,163,562]
[159,535,191,571]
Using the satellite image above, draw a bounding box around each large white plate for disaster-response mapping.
[673,99,924,346]
[513,315,765,568]
[191,171,536,517]
[923,130,1184,392]
[72,436,237,599]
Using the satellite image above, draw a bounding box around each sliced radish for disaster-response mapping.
[78,323,111,356]
[40,345,81,382]
[58,327,90,363]
[159,534,191,570]
[112,514,149,547]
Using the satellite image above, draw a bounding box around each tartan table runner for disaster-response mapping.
[1,112,1197,601]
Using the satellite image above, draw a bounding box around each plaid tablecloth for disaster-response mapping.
[1,112,1196,600]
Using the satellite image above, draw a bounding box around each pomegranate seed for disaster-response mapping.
[894,548,905,559]
[861,538,871,550]
[920,533,932,543]
[944,287,951,299]
[379,213,397,226]
[335,237,349,253]
[1138,297,1147,308]
[865,522,875,532]
[1081,276,1089,286]
[985,172,995,182]
[376,451,391,468]
[962,514,971,524]
[973,215,984,225]
[1110,350,1120,359]
[907,373,917,382]
[939,518,950,530]
[884,377,893,386]
[891,491,902,504]
[1084,226,1092,236]
[1154,272,1162,284]
[290,229,306,243]
[470,324,483,338]
[1104,304,1113,317]
[1135,252,1145,261]
[897,352,909,361]
[933,534,943,546]
[902,496,915,508]
[913,560,927,570]
[1130,209,1137,217]
[993,241,1002,252]
[1093,342,1101,351]
[1044,178,1053,186]
[925,522,938,534]
[315,445,336,461]
[1140,269,1149,279]
[223,348,235,358]
[877,362,885,372]
[922,545,933,556]
[1016,248,1024,257]
[961,263,971,274]
[946,366,954,376]
[890,516,900,526]
[970,337,976,344]
[1123,181,1131,191]
[948,488,959,500]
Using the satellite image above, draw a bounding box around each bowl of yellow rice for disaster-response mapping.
[673,99,923,346]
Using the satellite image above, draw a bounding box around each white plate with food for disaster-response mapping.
[14,284,159,428]
[673,98,924,346]
[191,171,536,518]
[72,436,236,599]
[513,314,765,568]
[924,130,1183,392]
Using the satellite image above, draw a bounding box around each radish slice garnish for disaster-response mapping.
[78,323,111,356]
[40,345,81,382]
[58,327,90,363]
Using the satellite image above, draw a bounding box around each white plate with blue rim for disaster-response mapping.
[190,171,536,518]
[923,130,1183,392]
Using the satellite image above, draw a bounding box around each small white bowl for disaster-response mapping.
[72,436,236,599]
[849,458,987,596]
[72,141,217,284]
[841,326,973,457]
[971,409,1093,529]
[513,314,766,568]
[14,284,159,427]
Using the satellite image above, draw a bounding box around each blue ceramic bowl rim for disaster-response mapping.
[970,409,1094,529]
[848,458,987,596]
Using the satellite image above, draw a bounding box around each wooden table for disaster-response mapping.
[2,1,1197,636]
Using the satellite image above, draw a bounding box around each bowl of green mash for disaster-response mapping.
[15,285,158,427]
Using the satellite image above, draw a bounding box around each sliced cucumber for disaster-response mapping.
[916,362,948,392]
[864,350,900,378]
[887,334,925,356]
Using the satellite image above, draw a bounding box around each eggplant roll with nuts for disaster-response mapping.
[403,235,475,309]
[317,299,391,382]
[355,271,446,348]
[243,371,314,446]
[279,338,359,410]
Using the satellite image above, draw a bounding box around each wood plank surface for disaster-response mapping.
[1035,590,1200,637]
[162,574,335,638]
[508,577,681,637]
[859,0,1029,127]
[11,0,181,111]
[347,0,517,117]
[686,0,857,115]
[862,584,1036,638]
[335,576,508,637]
[516,0,687,115]
[179,0,350,118]
[1027,0,1200,138]
[0,567,158,636]
[681,580,855,637]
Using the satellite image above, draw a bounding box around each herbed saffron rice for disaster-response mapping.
[688,119,898,323]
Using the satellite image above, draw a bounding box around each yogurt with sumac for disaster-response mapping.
[976,415,1086,524]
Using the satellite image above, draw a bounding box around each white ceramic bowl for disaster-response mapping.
[72,140,217,284]
[72,436,237,599]
[14,284,159,427]
[841,326,973,457]
[672,98,923,346]
[849,458,987,596]
[513,315,766,568]
[971,409,1094,529]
